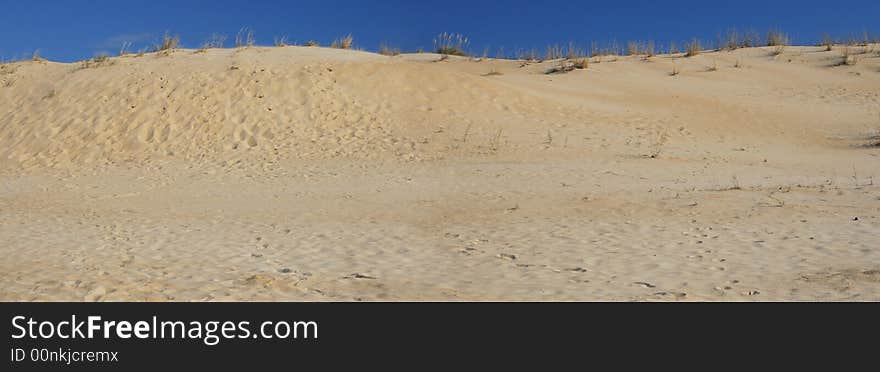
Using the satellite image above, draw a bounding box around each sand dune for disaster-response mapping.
[1,45,878,301]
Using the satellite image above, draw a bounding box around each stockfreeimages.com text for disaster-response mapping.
[11,315,317,346]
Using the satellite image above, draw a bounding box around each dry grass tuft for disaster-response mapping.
[766,28,789,47]
[771,44,786,56]
[627,41,639,56]
[708,58,718,71]
[722,28,761,50]
[379,42,400,56]
[646,130,668,158]
[331,34,354,49]
[841,46,859,65]
[235,27,256,48]
[670,61,680,76]
[544,58,588,74]
[822,33,834,52]
[305,40,318,47]
[626,40,655,57]
[684,39,701,57]
[155,32,180,52]
[31,50,45,62]
[196,33,226,53]
[79,52,115,69]
[545,44,564,60]
[643,41,655,57]
[274,36,288,47]
[205,33,227,49]
[590,40,622,59]
[723,28,739,51]
[483,66,503,76]
[515,48,540,62]
[434,32,469,56]
[118,42,132,56]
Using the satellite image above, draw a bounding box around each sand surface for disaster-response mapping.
[1,45,879,301]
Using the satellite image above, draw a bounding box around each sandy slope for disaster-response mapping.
[1,45,879,301]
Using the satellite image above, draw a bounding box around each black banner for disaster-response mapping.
[2,302,875,370]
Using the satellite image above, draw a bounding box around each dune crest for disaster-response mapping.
[1,45,878,301]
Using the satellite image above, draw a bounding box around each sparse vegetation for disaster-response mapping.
[31,50,45,62]
[202,33,227,50]
[626,40,655,57]
[722,28,761,50]
[646,130,668,158]
[119,41,132,56]
[483,66,503,76]
[841,46,858,65]
[79,52,115,69]
[822,33,834,52]
[627,41,639,56]
[729,175,742,190]
[479,47,490,60]
[771,44,786,56]
[544,58,588,74]
[305,41,318,47]
[766,28,789,47]
[644,41,655,57]
[155,32,180,52]
[515,48,539,62]
[545,44,563,60]
[684,39,701,57]
[331,34,354,49]
[669,41,679,55]
[489,128,504,152]
[379,43,401,56]
[235,27,256,48]
[274,36,288,47]
[590,40,622,59]
[723,28,739,51]
[434,32,469,56]
[741,29,761,48]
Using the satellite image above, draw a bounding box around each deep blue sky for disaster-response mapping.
[1,0,877,62]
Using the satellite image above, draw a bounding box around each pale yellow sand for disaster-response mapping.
[1,45,879,301]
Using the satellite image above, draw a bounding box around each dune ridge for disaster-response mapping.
[1,45,878,301]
